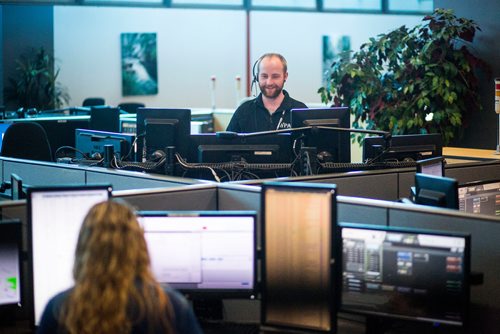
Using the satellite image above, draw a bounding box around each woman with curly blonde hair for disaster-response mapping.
[37,200,202,334]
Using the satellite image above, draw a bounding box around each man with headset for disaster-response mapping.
[226,53,307,133]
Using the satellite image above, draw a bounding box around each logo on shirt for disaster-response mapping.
[278,122,291,129]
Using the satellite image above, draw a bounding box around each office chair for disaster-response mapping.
[82,97,106,107]
[0,122,53,162]
[118,102,145,114]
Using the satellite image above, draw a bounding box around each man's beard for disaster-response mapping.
[259,83,284,99]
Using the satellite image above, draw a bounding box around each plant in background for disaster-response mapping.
[318,8,489,146]
[5,47,70,111]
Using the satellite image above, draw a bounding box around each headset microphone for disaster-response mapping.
[251,59,259,96]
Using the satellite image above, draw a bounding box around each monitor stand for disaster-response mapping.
[365,316,394,334]
[192,299,224,322]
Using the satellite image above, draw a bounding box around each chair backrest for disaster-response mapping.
[0,122,53,162]
[118,102,145,114]
[82,97,105,107]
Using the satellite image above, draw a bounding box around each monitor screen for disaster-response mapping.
[458,179,500,216]
[291,107,351,164]
[89,106,120,133]
[75,128,135,161]
[416,156,445,177]
[363,133,443,163]
[27,185,112,326]
[137,211,256,298]
[136,108,191,163]
[184,133,295,181]
[0,219,22,307]
[414,173,458,209]
[261,182,339,332]
[340,223,470,327]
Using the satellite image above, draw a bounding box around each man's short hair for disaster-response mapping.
[255,53,288,77]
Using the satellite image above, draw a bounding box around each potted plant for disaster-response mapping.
[318,8,489,146]
[4,47,70,111]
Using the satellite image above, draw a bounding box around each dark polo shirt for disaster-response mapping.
[226,90,307,133]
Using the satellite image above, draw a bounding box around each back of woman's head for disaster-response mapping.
[73,200,149,282]
[62,200,173,334]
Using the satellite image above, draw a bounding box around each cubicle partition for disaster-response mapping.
[0,157,207,191]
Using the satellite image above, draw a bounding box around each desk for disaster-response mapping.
[444,147,500,160]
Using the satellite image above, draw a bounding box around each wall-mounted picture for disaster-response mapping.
[322,35,351,88]
[121,32,158,96]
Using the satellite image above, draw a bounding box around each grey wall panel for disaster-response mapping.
[446,162,500,184]
[86,171,201,191]
[397,171,415,199]
[320,174,399,200]
[114,187,217,211]
[3,160,86,186]
[338,202,387,227]
[389,208,500,332]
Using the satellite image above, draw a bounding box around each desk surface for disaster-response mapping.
[443,147,500,161]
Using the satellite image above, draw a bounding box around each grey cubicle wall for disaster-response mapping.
[398,160,500,199]
[113,184,218,211]
[0,157,207,191]
[1,158,86,186]
[85,169,208,191]
[234,168,403,200]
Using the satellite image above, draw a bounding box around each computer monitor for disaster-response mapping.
[291,107,351,163]
[416,156,445,177]
[0,219,22,307]
[340,223,470,329]
[89,106,120,133]
[137,211,256,298]
[458,179,500,216]
[261,181,339,332]
[136,108,191,162]
[27,185,112,326]
[363,133,443,163]
[183,133,294,181]
[414,173,459,209]
[192,133,293,164]
[75,128,135,161]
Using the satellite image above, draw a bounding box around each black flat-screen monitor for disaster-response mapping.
[416,156,445,177]
[136,211,257,299]
[136,108,191,162]
[89,106,120,133]
[184,133,295,181]
[75,128,135,161]
[27,185,112,326]
[261,181,339,332]
[190,133,293,164]
[0,219,22,307]
[291,107,351,164]
[340,223,470,328]
[363,133,443,163]
[458,179,500,216]
[414,173,458,209]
